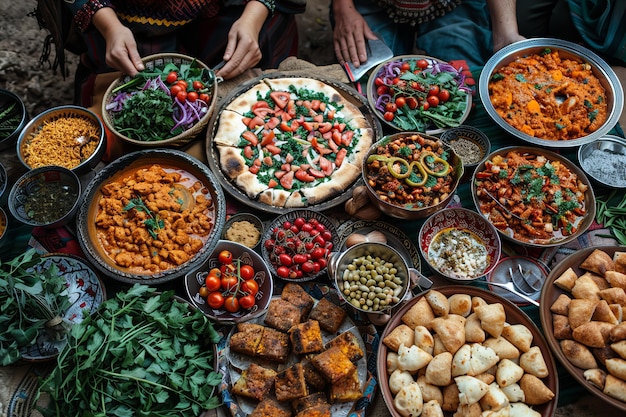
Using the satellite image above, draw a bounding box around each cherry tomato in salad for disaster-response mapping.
[207,292,224,309]
[176,80,188,90]
[383,111,394,122]
[385,102,398,113]
[170,84,183,96]
[400,62,411,71]
[376,85,389,96]
[427,95,440,107]
[422,101,430,111]
[374,77,385,87]
[199,93,210,103]
[428,85,440,97]
[416,59,429,69]
[239,294,256,310]
[192,80,204,90]
[176,90,188,102]
[218,250,233,264]
[166,71,178,84]
[395,96,406,108]
[438,89,450,102]
[224,296,240,313]
[406,97,418,109]
[239,264,255,280]
[187,91,198,102]
[205,274,221,292]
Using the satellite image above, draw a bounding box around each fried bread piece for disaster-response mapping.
[309,296,347,334]
[231,363,277,401]
[281,283,315,319]
[329,367,362,403]
[257,326,290,363]
[325,330,364,363]
[290,319,324,355]
[291,392,329,414]
[265,298,302,332]
[229,322,265,357]
[311,345,357,383]
[275,362,308,401]
[301,357,328,391]
[294,404,331,417]
[249,398,292,417]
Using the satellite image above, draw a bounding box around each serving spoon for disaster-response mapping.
[483,280,540,307]
[481,188,525,222]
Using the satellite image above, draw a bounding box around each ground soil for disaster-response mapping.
[0,0,335,119]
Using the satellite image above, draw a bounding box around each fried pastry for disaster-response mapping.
[264,298,302,332]
[580,248,615,276]
[289,319,324,355]
[325,330,364,362]
[274,362,308,401]
[249,398,292,417]
[311,345,356,383]
[231,363,277,401]
[229,322,265,357]
[308,296,347,333]
[257,326,290,363]
[281,282,315,319]
[329,367,362,403]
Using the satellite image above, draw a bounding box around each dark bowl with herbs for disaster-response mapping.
[102,53,218,147]
[0,88,29,151]
[8,165,82,229]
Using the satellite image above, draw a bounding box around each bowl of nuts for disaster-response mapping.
[328,241,411,315]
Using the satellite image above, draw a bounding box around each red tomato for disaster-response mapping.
[376,85,389,96]
[428,85,440,97]
[192,80,204,90]
[239,294,256,310]
[239,264,255,280]
[205,274,221,292]
[438,89,451,102]
[422,102,430,111]
[385,102,398,113]
[400,62,411,72]
[278,253,293,266]
[187,91,198,102]
[301,261,316,274]
[293,254,308,264]
[207,292,224,309]
[406,97,418,109]
[294,217,306,228]
[301,223,314,234]
[176,80,188,90]
[221,275,238,292]
[224,296,240,313]
[383,111,394,122]
[218,250,233,264]
[276,265,291,278]
[374,77,385,87]
[416,59,429,69]
[241,280,259,296]
[427,95,440,107]
[321,230,333,242]
[199,93,210,103]
[176,90,187,102]
[170,85,183,96]
[395,96,406,108]
[198,286,210,298]
[311,247,326,260]
[166,71,178,84]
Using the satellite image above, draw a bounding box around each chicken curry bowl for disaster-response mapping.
[77,149,226,284]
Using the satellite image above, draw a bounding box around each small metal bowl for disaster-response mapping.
[17,105,106,175]
[578,135,626,189]
[439,125,491,175]
[328,241,411,315]
[8,165,82,229]
[0,89,29,151]
[0,161,8,207]
[222,213,265,251]
[0,207,9,251]
[419,207,501,283]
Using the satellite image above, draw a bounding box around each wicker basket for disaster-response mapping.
[101,53,218,147]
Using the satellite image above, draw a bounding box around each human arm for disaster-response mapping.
[216,0,270,80]
[487,0,525,53]
[331,0,377,67]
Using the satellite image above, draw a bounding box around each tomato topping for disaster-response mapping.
[242,131,258,146]
[270,91,291,109]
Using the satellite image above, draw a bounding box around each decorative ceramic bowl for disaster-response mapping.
[76,149,226,285]
[366,55,472,134]
[8,165,81,229]
[0,88,29,151]
[261,209,339,282]
[480,38,623,148]
[472,146,596,248]
[577,134,626,189]
[17,105,106,175]
[102,53,217,147]
[184,240,273,324]
[222,213,265,251]
[419,207,501,283]
[362,132,463,219]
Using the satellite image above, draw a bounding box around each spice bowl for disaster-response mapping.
[578,134,626,189]
[0,88,29,151]
[419,207,501,283]
[222,213,265,251]
[8,165,82,229]
[439,124,491,179]
[17,105,106,176]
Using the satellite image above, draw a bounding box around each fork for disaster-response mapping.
[479,281,540,307]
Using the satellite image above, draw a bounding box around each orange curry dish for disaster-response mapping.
[488,49,608,140]
[95,164,216,274]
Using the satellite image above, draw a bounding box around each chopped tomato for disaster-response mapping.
[295,169,315,182]
[265,144,281,155]
[331,130,342,145]
[341,130,354,146]
[268,179,278,188]
[280,170,294,189]
[279,121,292,132]
[309,168,326,178]
[318,122,332,133]
[310,99,321,111]
[263,156,274,166]
[243,145,253,159]
[242,131,258,146]
[249,164,259,174]
[253,107,274,118]
[248,116,264,129]
[252,100,270,110]
[302,121,316,132]
[270,91,291,109]
[265,117,280,130]
[335,148,347,167]
[326,109,335,119]
[319,157,334,176]
[313,114,324,123]
[260,129,275,146]
[333,122,346,132]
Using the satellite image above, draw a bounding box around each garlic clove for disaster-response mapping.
[345,233,368,248]
[365,230,388,244]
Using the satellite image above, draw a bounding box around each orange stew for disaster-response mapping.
[474,150,588,244]
[365,134,458,210]
[95,164,216,274]
[488,49,607,140]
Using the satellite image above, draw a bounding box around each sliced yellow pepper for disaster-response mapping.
[405,161,428,187]
[419,151,450,177]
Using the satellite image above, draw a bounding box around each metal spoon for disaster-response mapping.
[510,264,543,293]
[487,281,540,307]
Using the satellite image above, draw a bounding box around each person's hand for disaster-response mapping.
[493,32,526,53]
[92,7,144,76]
[332,0,377,67]
[216,1,268,80]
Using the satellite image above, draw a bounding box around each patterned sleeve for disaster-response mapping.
[65,0,114,32]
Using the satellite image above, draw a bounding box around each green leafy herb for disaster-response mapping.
[515,74,527,83]
[124,196,165,239]
[0,249,71,366]
[0,102,22,139]
[38,285,222,416]
[490,73,505,82]
[113,88,181,141]
[595,191,626,245]
[588,109,599,122]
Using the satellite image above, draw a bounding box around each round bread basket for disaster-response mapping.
[101,53,217,147]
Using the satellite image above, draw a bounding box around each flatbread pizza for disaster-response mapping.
[212,77,375,208]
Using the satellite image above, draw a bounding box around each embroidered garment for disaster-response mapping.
[375,0,461,25]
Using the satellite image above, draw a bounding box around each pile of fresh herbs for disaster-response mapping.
[0,100,22,140]
[38,284,222,417]
[596,190,626,244]
[0,248,71,366]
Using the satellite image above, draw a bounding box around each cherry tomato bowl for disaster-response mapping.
[184,240,273,324]
[261,209,339,282]
[366,55,473,135]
